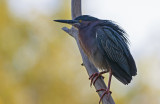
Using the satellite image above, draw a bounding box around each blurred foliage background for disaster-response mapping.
[0,0,160,104]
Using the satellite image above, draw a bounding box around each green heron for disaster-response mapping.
[54,15,137,103]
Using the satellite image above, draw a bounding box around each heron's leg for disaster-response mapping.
[96,70,112,104]
[89,71,107,86]
[107,70,112,92]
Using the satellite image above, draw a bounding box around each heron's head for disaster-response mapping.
[54,15,99,28]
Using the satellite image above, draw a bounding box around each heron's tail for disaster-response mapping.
[110,62,133,85]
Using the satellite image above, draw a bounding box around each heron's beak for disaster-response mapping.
[54,20,79,25]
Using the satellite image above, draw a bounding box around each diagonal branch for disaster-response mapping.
[62,0,115,104]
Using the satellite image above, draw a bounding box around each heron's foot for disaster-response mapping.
[89,71,107,86]
[96,88,112,104]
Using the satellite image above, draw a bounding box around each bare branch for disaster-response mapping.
[71,0,82,19]
[62,27,73,37]
[62,27,78,38]
[61,0,115,104]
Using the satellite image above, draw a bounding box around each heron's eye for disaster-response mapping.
[79,20,82,23]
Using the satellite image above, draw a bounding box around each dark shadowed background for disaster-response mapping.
[0,0,160,104]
